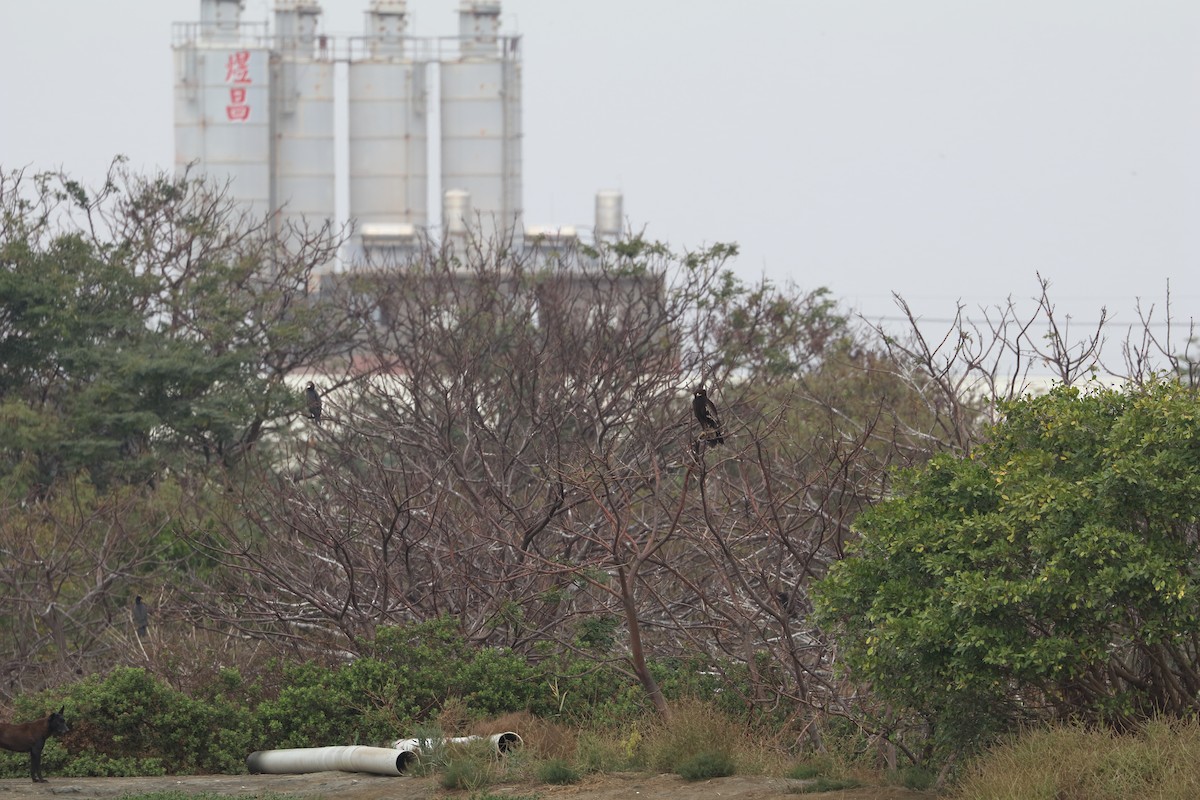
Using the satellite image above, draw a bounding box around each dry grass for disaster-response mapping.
[471,710,576,761]
[637,699,791,776]
[460,701,792,781]
[954,718,1200,800]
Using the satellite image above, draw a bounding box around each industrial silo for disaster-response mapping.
[174,0,273,219]
[347,0,429,263]
[271,0,336,236]
[594,190,624,242]
[439,0,523,245]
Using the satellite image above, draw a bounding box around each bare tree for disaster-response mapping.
[190,234,923,722]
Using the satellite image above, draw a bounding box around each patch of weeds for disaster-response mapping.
[440,757,491,791]
[468,792,542,800]
[641,703,731,773]
[537,758,581,785]
[676,750,736,781]
[790,776,863,793]
[896,765,935,790]
[402,725,448,777]
[786,753,836,781]
[575,730,629,773]
[116,795,305,800]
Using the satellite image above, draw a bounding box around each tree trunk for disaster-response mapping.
[618,566,670,719]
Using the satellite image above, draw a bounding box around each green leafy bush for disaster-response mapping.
[0,617,762,779]
[255,659,396,748]
[69,667,253,776]
[676,750,735,781]
[816,381,1200,751]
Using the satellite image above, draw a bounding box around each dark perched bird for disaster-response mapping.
[305,381,322,422]
[692,386,724,445]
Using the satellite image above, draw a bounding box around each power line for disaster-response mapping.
[863,316,1194,329]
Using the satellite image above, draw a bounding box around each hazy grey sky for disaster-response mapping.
[2,1,1198,337]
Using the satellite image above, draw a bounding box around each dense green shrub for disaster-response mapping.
[0,617,754,778]
[255,658,403,748]
[817,381,1200,751]
[546,659,656,724]
[0,667,255,778]
[77,667,256,775]
[363,619,540,721]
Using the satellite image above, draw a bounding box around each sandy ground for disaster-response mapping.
[0,771,937,799]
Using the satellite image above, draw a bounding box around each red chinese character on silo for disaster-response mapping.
[225,52,252,121]
[226,87,250,121]
[225,51,252,84]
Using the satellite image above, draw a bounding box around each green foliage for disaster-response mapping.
[0,165,349,492]
[255,658,401,748]
[255,620,540,746]
[439,756,492,791]
[0,597,802,781]
[537,758,581,785]
[787,762,823,780]
[574,731,632,773]
[544,660,656,724]
[63,667,256,776]
[458,647,540,717]
[574,615,619,651]
[362,618,540,721]
[687,259,850,380]
[676,750,736,781]
[62,753,169,778]
[894,765,935,791]
[816,380,1200,752]
[0,737,72,779]
[790,776,863,793]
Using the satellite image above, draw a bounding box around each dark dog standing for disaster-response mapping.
[0,707,69,782]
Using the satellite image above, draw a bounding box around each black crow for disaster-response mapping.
[305,381,322,422]
[692,386,724,445]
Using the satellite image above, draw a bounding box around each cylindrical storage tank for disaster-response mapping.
[272,1,336,236]
[594,190,623,241]
[348,1,429,244]
[439,0,522,245]
[174,30,273,220]
[443,189,472,238]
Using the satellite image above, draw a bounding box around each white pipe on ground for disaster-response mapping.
[391,731,522,755]
[246,745,417,776]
